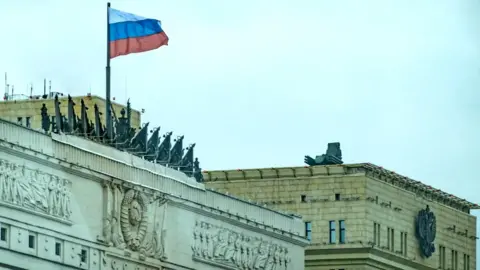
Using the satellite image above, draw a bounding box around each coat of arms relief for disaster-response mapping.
[0,159,72,221]
[102,182,168,260]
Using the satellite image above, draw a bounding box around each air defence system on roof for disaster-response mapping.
[39,95,204,182]
[304,142,343,166]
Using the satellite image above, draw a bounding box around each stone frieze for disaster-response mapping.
[192,221,291,270]
[0,159,72,221]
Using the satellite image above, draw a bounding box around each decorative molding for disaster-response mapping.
[102,183,167,261]
[0,142,307,246]
[0,135,304,237]
[0,158,72,224]
[192,221,291,270]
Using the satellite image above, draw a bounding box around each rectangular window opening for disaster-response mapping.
[329,220,336,243]
[0,226,7,241]
[391,228,394,251]
[387,228,391,250]
[339,220,346,244]
[80,248,88,263]
[26,117,31,128]
[305,221,312,241]
[335,193,340,201]
[28,234,36,249]
[55,242,61,256]
[400,232,404,254]
[17,117,23,125]
[301,194,307,202]
[373,222,377,245]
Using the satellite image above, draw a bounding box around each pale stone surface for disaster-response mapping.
[0,119,308,270]
[0,95,141,132]
[204,165,478,270]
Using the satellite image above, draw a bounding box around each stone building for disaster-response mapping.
[203,144,479,270]
[0,94,141,131]
[0,112,308,268]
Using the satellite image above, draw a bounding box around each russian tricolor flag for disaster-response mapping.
[108,8,169,59]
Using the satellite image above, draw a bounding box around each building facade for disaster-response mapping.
[203,164,478,270]
[0,119,308,269]
[0,95,141,131]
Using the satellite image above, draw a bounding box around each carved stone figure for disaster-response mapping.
[0,159,72,221]
[192,221,291,269]
[416,205,436,258]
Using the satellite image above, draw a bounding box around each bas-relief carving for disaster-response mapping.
[0,159,72,221]
[103,183,168,261]
[192,221,291,270]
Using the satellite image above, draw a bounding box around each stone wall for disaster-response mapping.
[366,176,477,269]
[0,95,141,131]
[203,165,478,270]
[0,118,308,269]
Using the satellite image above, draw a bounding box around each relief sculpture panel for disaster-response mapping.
[0,159,72,221]
[102,183,168,261]
[192,221,291,270]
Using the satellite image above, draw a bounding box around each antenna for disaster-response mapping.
[4,72,7,100]
[11,85,14,97]
[43,79,46,95]
[49,80,52,97]
[30,83,33,98]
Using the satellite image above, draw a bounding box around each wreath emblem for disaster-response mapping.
[415,205,436,258]
[120,189,148,251]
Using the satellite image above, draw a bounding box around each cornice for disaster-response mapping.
[167,198,309,247]
[203,164,479,212]
[0,139,305,241]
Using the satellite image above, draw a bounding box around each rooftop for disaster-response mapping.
[201,142,480,213]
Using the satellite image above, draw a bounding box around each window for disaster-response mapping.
[26,117,31,128]
[391,228,394,251]
[387,227,394,251]
[329,221,336,243]
[55,242,62,256]
[80,248,88,263]
[400,232,404,254]
[339,220,346,244]
[335,193,341,201]
[463,254,470,270]
[28,234,36,249]
[0,226,7,241]
[403,232,407,256]
[439,245,446,269]
[305,222,312,241]
[451,250,458,270]
[17,117,23,125]
[373,223,381,246]
[301,195,307,202]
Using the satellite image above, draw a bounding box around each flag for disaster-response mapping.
[108,8,169,59]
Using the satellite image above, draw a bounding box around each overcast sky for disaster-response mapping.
[1,0,479,265]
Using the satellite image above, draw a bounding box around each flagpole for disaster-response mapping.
[106,2,113,140]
